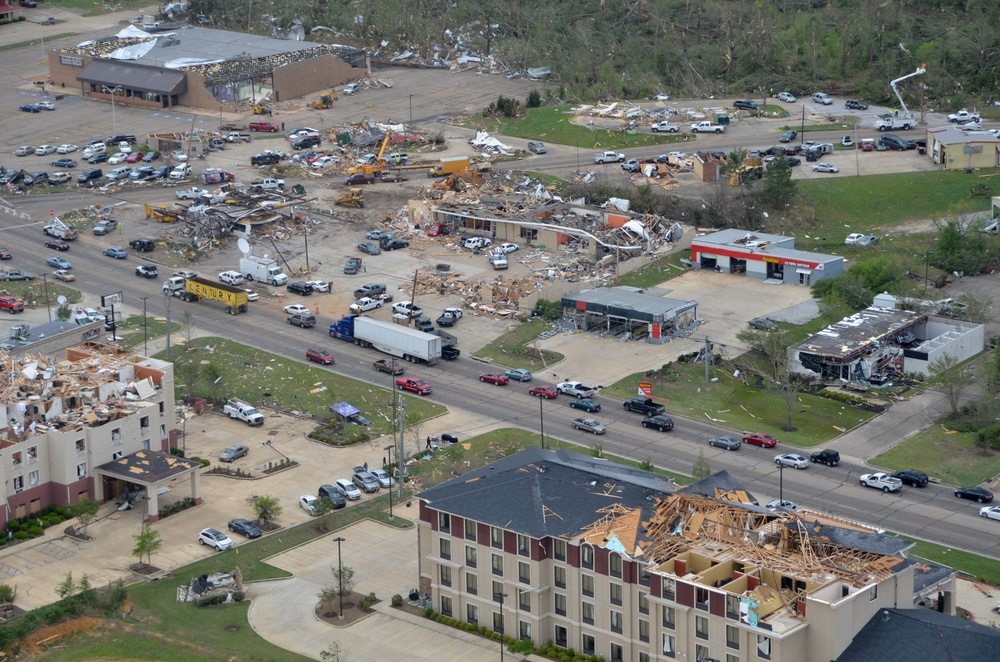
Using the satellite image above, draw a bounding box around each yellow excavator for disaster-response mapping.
[335,188,365,208]
[311,90,339,110]
[145,204,178,223]
[431,170,481,191]
[252,102,269,115]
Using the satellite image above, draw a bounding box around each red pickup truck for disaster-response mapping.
[249,121,280,133]
[0,295,25,314]
[395,377,432,395]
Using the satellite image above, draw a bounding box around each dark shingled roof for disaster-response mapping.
[838,607,1000,661]
[417,448,673,540]
[798,520,913,556]
[96,449,201,484]
[677,469,758,504]
[912,560,956,593]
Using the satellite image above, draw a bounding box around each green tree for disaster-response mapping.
[333,565,356,597]
[756,155,796,210]
[317,586,340,616]
[55,571,75,599]
[132,521,162,567]
[202,362,224,402]
[253,494,282,527]
[928,355,966,414]
[692,451,712,481]
[56,303,72,322]
[71,497,101,537]
[735,327,792,380]
[0,584,14,603]
[932,220,989,276]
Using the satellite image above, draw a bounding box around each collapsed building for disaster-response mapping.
[0,344,198,526]
[417,448,960,662]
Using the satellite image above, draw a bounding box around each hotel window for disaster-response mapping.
[13,476,23,493]
[868,585,878,602]
[27,446,37,464]
[555,625,567,647]
[727,624,740,650]
[493,612,504,634]
[76,462,87,479]
[518,561,530,584]
[582,574,594,597]
[695,644,709,662]
[726,594,740,619]
[517,534,530,556]
[757,634,771,660]
[638,562,650,586]
[727,655,740,662]
[662,577,676,600]
[555,593,567,616]
[639,592,649,614]
[159,401,165,415]
[467,604,478,625]
[111,428,122,445]
[609,554,622,578]
[639,618,649,642]
[11,452,21,468]
[695,615,709,640]
[112,451,123,460]
[466,545,477,567]
[440,595,452,617]
[582,601,595,624]
[492,581,503,600]
[554,565,566,588]
[440,538,451,560]
[75,439,86,455]
[610,610,623,633]
[640,654,650,662]
[492,554,503,576]
[519,620,531,641]
[518,589,530,613]
[141,439,150,450]
[582,634,595,656]
[438,512,451,533]
[28,470,39,487]
[610,643,623,662]
[581,545,594,569]
[465,518,476,540]
[696,586,709,610]
[440,565,452,587]
[610,583,623,606]
[159,424,167,440]
[662,634,676,658]
[466,572,478,595]
[491,526,503,548]
[553,538,566,561]
[662,605,675,629]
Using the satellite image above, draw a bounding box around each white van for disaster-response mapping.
[343,83,360,95]
[105,166,131,181]
[219,270,245,286]
[82,143,107,159]
[488,251,508,270]
[812,92,833,105]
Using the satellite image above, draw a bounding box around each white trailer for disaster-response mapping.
[352,316,442,364]
[239,255,288,285]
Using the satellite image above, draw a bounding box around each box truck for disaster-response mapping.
[330,315,441,364]
[239,255,288,285]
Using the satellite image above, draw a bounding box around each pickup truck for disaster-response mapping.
[176,187,208,200]
[223,398,264,426]
[92,219,118,235]
[557,381,597,399]
[248,121,280,133]
[373,359,404,375]
[0,269,35,281]
[593,151,625,164]
[622,397,665,416]
[650,121,680,133]
[395,377,432,395]
[251,152,282,166]
[690,121,726,133]
[0,295,25,313]
[572,418,606,435]
[948,109,981,124]
[859,473,903,493]
[224,132,252,143]
[250,178,284,191]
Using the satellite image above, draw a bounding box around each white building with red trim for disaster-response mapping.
[690,229,844,286]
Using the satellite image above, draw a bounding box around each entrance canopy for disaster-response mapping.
[78,60,187,95]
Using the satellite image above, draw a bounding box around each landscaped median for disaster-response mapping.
[471,318,564,370]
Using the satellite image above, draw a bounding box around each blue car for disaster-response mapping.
[505,368,533,382]
[19,104,41,113]
[102,247,127,259]
[46,256,71,270]
[51,158,77,168]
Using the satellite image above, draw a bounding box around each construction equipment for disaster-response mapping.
[889,64,926,118]
[432,170,481,191]
[349,134,391,177]
[252,103,270,116]
[311,90,339,110]
[335,187,365,208]
[145,203,179,223]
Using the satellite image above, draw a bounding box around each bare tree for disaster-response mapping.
[928,355,966,414]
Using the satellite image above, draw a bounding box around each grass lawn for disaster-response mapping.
[158,337,446,437]
[603,364,878,447]
[615,255,689,289]
[892,534,1000,584]
[471,318,564,370]
[798,170,995,231]
[460,105,696,151]
[2,280,81,311]
[113,315,182,351]
[869,425,1000,486]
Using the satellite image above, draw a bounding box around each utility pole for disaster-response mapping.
[704,336,711,384]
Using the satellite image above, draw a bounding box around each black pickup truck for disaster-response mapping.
[622,397,665,416]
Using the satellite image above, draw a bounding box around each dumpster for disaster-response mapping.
[717,115,730,125]
[292,184,305,195]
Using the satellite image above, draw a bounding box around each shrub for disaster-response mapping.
[391,593,403,607]
[359,596,371,610]
[194,593,228,607]
[526,89,542,108]
[13,531,27,540]
[424,607,434,617]
[232,591,245,602]
[28,526,42,537]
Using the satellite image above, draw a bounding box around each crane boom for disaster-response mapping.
[889,65,926,118]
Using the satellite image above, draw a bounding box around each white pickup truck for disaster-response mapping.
[690,121,725,133]
[948,109,981,124]
[223,398,264,426]
[250,177,284,191]
[557,381,597,399]
[593,151,625,164]
[874,115,915,132]
[859,473,903,493]
[651,121,680,133]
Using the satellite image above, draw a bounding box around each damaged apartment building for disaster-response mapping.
[417,448,960,662]
[0,344,187,527]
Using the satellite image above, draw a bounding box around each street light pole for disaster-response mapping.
[164,291,172,361]
[102,85,123,136]
[778,463,784,505]
[408,94,414,129]
[539,396,545,449]
[41,273,51,321]
[494,591,508,662]
[384,443,394,521]
[140,296,149,356]
[333,536,346,620]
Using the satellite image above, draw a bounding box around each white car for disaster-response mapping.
[335,478,362,500]
[176,187,208,200]
[845,233,877,246]
[461,236,492,250]
[497,243,519,254]
[34,145,56,156]
[198,527,233,551]
[170,150,188,162]
[169,164,192,180]
[56,144,78,154]
[299,494,320,515]
[979,506,1000,521]
[766,499,797,511]
[118,141,132,154]
[774,453,810,470]
[36,101,56,111]
[311,156,340,168]
[812,163,839,173]
[283,304,311,315]
[349,297,382,313]
[310,280,331,293]
[287,127,319,140]
[667,151,687,159]
[108,153,129,164]
[243,289,259,301]
[776,92,797,103]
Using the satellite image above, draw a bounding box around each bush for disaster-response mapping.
[13,531,27,540]
[359,596,371,610]
[526,89,542,108]
[424,607,434,617]
[391,593,403,607]
[27,526,42,537]
[194,593,228,607]
[232,591,245,602]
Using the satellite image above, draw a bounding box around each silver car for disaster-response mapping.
[218,444,249,462]
[774,453,810,470]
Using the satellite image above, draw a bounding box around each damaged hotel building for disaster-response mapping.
[0,344,195,527]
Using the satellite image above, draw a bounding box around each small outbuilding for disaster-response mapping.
[561,286,698,344]
[690,229,844,286]
[925,125,1000,170]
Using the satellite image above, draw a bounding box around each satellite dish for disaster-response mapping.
[237,238,251,256]
[57,295,67,306]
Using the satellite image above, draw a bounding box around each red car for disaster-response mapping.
[45,240,70,251]
[126,152,144,163]
[0,247,10,260]
[529,385,559,399]
[479,372,510,386]
[742,432,778,448]
[306,348,334,365]
[396,377,432,395]
[427,223,448,236]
